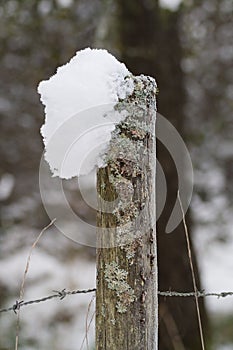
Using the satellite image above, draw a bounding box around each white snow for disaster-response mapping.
[0,173,14,201]
[38,48,134,179]
[56,0,73,8]
[0,225,96,350]
[192,168,233,314]
[159,0,182,10]
[194,225,233,314]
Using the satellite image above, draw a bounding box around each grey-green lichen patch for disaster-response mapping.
[104,261,135,313]
[115,75,157,139]
[112,198,139,224]
[101,304,106,318]
[106,135,144,174]
[117,74,157,110]
[110,318,116,325]
[111,176,134,205]
[118,230,143,260]
[102,74,156,258]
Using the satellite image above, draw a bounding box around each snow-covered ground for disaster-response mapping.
[0,225,96,349]
[194,224,233,314]
[192,166,233,315]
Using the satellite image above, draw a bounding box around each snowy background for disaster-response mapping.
[0,0,232,349]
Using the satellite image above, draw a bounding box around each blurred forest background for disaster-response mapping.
[0,0,232,349]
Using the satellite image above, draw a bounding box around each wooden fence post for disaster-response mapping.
[96,75,158,350]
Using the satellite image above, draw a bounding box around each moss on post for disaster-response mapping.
[96,75,157,350]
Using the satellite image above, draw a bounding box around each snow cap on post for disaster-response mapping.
[38,48,135,179]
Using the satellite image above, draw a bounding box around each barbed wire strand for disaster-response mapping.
[178,190,206,350]
[1,288,233,315]
[15,219,56,350]
[158,290,233,298]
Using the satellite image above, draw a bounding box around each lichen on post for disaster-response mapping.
[96,74,158,350]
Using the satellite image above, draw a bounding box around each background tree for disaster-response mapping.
[182,0,233,238]
[114,1,208,349]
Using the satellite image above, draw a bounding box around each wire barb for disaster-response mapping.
[53,288,67,300]
[12,300,24,314]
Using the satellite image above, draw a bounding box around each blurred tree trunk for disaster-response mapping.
[115,0,209,349]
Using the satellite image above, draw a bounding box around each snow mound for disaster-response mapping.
[38,48,134,178]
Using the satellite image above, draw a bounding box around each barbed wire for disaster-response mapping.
[0,288,96,314]
[158,290,233,298]
[1,288,233,315]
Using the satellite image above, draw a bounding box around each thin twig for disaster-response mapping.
[80,295,95,350]
[86,310,96,346]
[177,190,205,350]
[15,219,56,350]
[159,302,186,350]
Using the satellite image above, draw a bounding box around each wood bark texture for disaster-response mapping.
[96,75,157,350]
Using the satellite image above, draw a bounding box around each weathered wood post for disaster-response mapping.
[96,75,158,349]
